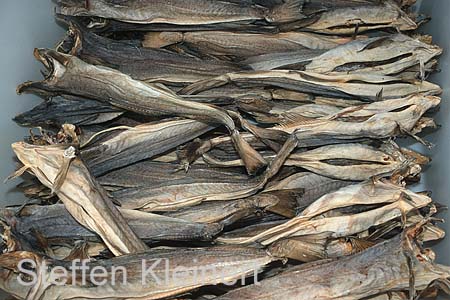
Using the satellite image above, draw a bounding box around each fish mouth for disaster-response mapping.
[56,19,84,56]
[16,49,70,96]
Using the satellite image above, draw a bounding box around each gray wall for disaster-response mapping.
[0,1,64,207]
[417,0,450,265]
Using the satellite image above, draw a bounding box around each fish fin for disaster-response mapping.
[177,138,206,167]
[4,165,30,183]
[265,189,305,218]
[231,130,267,175]
[348,237,376,253]
[268,0,306,24]
[63,241,91,261]
[356,36,391,52]
[376,88,384,102]
[240,115,289,142]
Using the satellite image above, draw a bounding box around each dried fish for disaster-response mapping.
[56,0,305,25]
[203,143,420,181]
[81,119,215,176]
[213,228,450,299]
[163,189,300,225]
[58,23,241,85]
[143,31,352,58]
[1,204,223,247]
[182,70,441,101]
[247,34,442,72]
[17,49,266,174]
[217,180,432,245]
[0,246,276,300]
[105,134,298,211]
[283,0,417,34]
[11,142,148,256]
[13,96,123,129]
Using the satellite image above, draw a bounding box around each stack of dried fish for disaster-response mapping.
[2,0,449,299]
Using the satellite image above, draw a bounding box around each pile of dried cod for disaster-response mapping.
[1,0,449,299]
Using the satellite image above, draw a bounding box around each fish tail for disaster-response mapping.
[267,0,306,24]
[231,130,267,175]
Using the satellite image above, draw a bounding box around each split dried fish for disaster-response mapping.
[58,23,241,85]
[1,204,222,247]
[217,180,432,245]
[143,31,352,58]
[0,246,276,300]
[181,70,441,101]
[213,227,450,299]
[11,142,148,256]
[81,119,215,176]
[13,96,123,129]
[17,49,266,174]
[247,34,442,72]
[56,0,305,25]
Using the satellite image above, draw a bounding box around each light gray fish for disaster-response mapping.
[17,49,266,174]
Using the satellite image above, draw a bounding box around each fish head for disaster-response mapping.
[56,22,84,56]
[11,142,68,187]
[16,49,72,97]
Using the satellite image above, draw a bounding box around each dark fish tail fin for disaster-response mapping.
[231,130,267,175]
[268,0,306,24]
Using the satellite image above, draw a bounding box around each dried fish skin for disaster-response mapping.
[17,49,266,174]
[11,142,148,256]
[13,96,123,128]
[265,172,354,211]
[143,31,353,58]
[0,247,276,300]
[82,119,215,176]
[203,143,418,181]
[249,33,442,72]
[56,0,305,25]
[59,23,241,85]
[218,180,432,245]
[214,231,450,299]
[285,143,410,181]
[299,0,417,34]
[181,70,441,101]
[1,204,223,246]
[251,95,440,146]
[305,34,442,75]
[163,190,298,225]
[108,133,298,211]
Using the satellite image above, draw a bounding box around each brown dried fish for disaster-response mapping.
[11,142,148,256]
